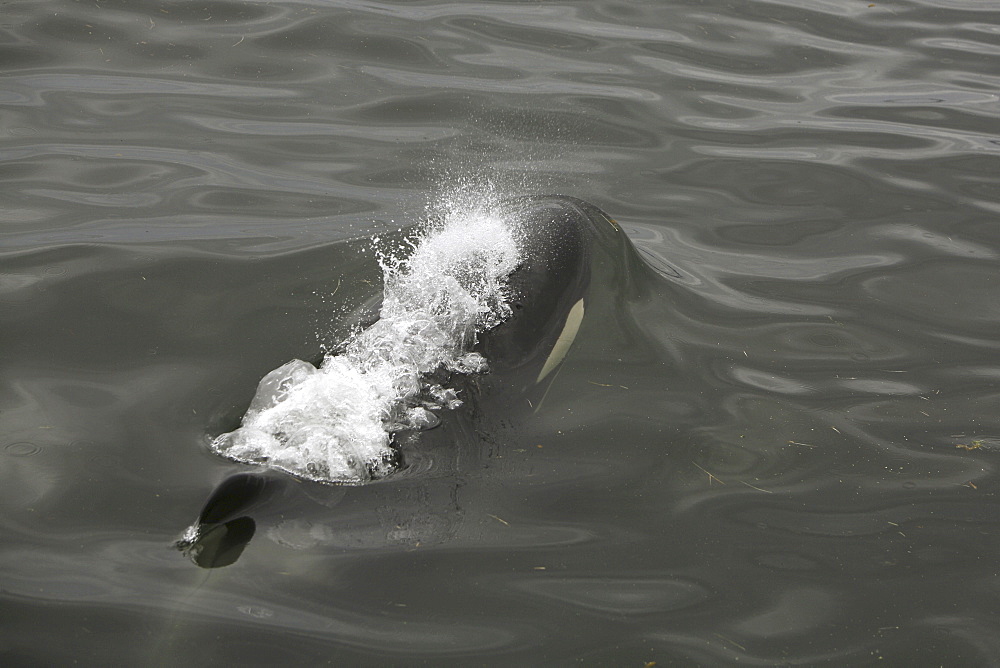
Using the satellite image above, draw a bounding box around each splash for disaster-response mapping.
[211,190,523,484]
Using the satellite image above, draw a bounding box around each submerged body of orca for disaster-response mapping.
[179,196,651,568]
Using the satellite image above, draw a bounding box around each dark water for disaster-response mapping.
[3,0,1000,664]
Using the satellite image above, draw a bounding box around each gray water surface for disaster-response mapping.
[3,0,1000,665]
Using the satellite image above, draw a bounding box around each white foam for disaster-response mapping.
[211,195,523,484]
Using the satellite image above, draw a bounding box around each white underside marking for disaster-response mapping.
[536,298,585,384]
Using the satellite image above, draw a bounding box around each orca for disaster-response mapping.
[179,196,637,567]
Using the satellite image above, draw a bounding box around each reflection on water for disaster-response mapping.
[2,0,1000,663]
